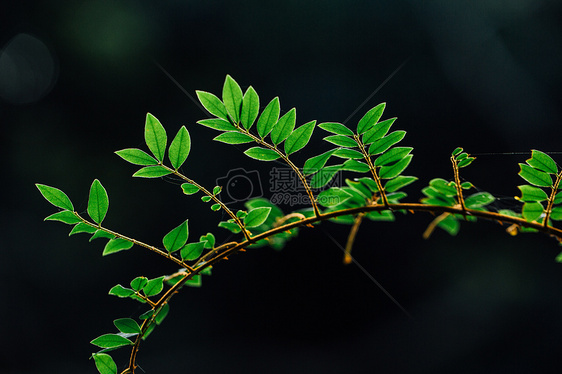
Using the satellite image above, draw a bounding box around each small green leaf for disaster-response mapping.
[115,149,158,166]
[155,303,170,325]
[213,132,254,144]
[200,233,215,249]
[317,188,352,207]
[69,222,97,235]
[527,150,558,174]
[44,211,80,225]
[437,215,460,236]
[201,195,212,202]
[181,242,206,261]
[356,177,379,193]
[240,86,259,130]
[213,186,222,195]
[333,148,363,159]
[218,221,242,234]
[270,108,296,145]
[133,166,172,178]
[318,122,354,136]
[522,201,544,222]
[519,163,553,187]
[168,126,191,170]
[341,159,370,173]
[464,192,495,208]
[130,277,148,291]
[244,147,281,161]
[88,179,109,225]
[310,165,342,188]
[284,120,316,155]
[181,183,199,195]
[211,203,221,211]
[374,147,413,167]
[429,178,457,196]
[89,230,115,242]
[145,113,167,163]
[549,206,562,220]
[36,184,74,211]
[90,334,133,349]
[323,135,357,148]
[303,149,337,175]
[554,191,562,204]
[452,147,463,156]
[461,181,474,190]
[114,318,142,334]
[244,207,271,228]
[197,118,237,131]
[362,118,396,145]
[457,157,475,168]
[379,155,413,179]
[257,97,280,138]
[108,284,135,298]
[103,238,134,256]
[196,91,229,120]
[518,185,549,202]
[223,75,243,122]
[163,220,189,253]
[186,274,202,287]
[92,353,117,374]
[357,103,385,134]
[143,276,165,297]
[384,176,417,193]
[368,130,406,155]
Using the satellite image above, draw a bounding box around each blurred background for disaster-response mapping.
[2,1,562,373]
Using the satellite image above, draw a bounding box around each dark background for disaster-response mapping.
[2,1,562,373]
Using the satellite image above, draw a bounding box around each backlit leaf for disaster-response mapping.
[452,147,463,156]
[244,207,271,228]
[549,206,562,220]
[143,276,165,297]
[437,215,460,236]
[108,284,135,298]
[378,155,412,179]
[527,150,558,174]
[181,242,205,261]
[244,147,281,161]
[69,222,97,235]
[317,188,352,207]
[368,130,406,155]
[114,318,141,334]
[223,75,243,123]
[36,184,74,211]
[93,353,117,374]
[429,178,457,196]
[213,132,254,144]
[323,134,357,147]
[89,230,115,242]
[115,149,158,166]
[44,211,80,225]
[163,220,189,253]
[169,126,191,170]
[384,176,417,192]
[303,149,337,175]
[362,118,396,144]
[519,163,553,187]
[464,192,495,208]
[318,122,354,136]
[341,159,370,173]
[357,103,385,134]
[310,165,342,188]
[103,238,133,256]
[145,113,167,162]
[88,179,109,225]
[196,91,229,120]
[133,166,172,178]
[284,120,316,155]
[518,185,549,202]
[333,148,363,159]
[457,157,475,168]
[240,86,259,130]
[130,276,148,291]
[90,334,133,349]
[181,183,199,195]
[270,108,296,145]
[257,97,280,138]
[522,201,544,222]
[374,147,413,167]
[200,233,215,249]
[196,118,237,131]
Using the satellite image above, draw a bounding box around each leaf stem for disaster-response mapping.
[354,135,389,206]
[544,170,562,227]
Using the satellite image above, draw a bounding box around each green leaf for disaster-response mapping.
[549,206,562,220]
[362,118,396,145]
[368,130,406,155]
[196,91,229,120]
[519,163,553,187]
[163,220,189,253]
[356,177,379,193]
[244,207,271,228]
[196,118,237,131]
[357,103,385,134]
[133,166,172,178]
[213,186,222,195]
[429,178,457,196]
[130,277,148,291]
[437,215,460,236]
[257,97,280,138]
[518,185,549,202]
[223,75,243,122]
[211,203,221,211]
[213,132,254,144]
[384,176,417,193]
[90,334,133,349]
[155,303,170,325]
[200,233,215,249]
[168,126,191,170]
[115,149,158,166]
[341,159,370,173]
[522,201,544,222]
[90,230,115,242]
[143,276,165,297]
[145,113,167,163]
[181,183,200,195]
[452,147,463,156]
[218,221,242,234]
[92,353,117,374]
[333,148,363,159]
[69,222,97,235]
[527,150,558,174]
[378,155,413,179]
[44,211,80,225]
[284,120,316,155]
[457,157,475,168]
[88,179,109,225]
[36,184,74,211]
[464,192,495,208]
[323,135,357,148]
[240,86,259,130]
[108,284,135,298]
[244,147,281,161]
[114,318,141,334]
[366,210,395,222]
[317,188,352,207]
[186,274,202,287]
[303,149,337,175]
[103,238,133,256]
[318,122,354,136]
[554,191,562,204]
[310,165,342,188]
[201,195,212,202]
[374,147,413,167]
[181,242,206,261]
[270,108,296,145]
